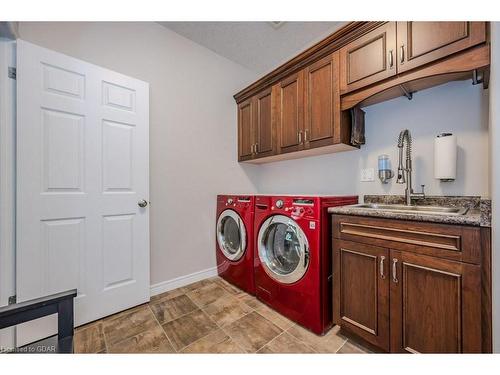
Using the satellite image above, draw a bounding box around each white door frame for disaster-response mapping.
[0,39,17,351]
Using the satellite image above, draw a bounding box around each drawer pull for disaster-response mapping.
[379,256,386,279]
[392,258,399,283]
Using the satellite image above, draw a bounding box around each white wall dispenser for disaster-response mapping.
[434,133,457,181]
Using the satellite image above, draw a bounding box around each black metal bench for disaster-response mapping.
[0,289,77,353]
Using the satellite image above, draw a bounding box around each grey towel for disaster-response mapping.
[350,106,366,146]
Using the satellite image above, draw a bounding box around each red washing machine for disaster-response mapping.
[216,195,255,295]
[254,195,358,335]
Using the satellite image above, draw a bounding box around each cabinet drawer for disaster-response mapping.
[332,215,481,264]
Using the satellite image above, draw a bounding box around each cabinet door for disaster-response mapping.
[339,22,397,93]
[276,71,304,154]
[397,22,486,73]
[253,87,275,158]
[237,98,254,161]
[333,240,390,351]
[390,250,482,353]
[304,52,339,149]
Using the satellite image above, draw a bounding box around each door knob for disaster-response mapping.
[138,199,148,208]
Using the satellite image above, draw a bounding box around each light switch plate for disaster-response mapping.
[360,168,375,182]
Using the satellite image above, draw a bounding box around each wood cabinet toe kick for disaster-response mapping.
[332,214,491,353]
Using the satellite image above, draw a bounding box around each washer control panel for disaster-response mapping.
[269,197,317,219]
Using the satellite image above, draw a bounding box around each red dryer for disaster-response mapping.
[216,195,255,295]
[254,195,358,335]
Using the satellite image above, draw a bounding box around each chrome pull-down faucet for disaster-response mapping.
[396,129,425,205]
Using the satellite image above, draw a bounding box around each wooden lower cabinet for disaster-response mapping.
[390,250,481,353]
[333,240,390,351]
[333,215,486,353]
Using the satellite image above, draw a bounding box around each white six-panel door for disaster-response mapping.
[16,40,150,345]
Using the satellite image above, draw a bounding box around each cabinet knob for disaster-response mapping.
[400,44,405,64]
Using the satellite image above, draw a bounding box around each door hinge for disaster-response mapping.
[8,295,16,305]
[8,67,16,80]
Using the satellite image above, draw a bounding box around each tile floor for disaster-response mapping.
[74,276,372,354]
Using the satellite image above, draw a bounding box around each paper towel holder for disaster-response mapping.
[435,132,456,182]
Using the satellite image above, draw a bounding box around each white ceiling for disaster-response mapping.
[158,22,346,74]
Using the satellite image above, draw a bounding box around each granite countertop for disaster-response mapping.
[328,195,491,227]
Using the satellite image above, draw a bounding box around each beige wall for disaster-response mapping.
[18,22,259,285]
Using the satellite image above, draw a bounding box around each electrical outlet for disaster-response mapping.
[360,168,375,182]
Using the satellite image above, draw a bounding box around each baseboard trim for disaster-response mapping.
[150,266,218,297]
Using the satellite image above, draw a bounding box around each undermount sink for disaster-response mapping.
[352,203,469,216]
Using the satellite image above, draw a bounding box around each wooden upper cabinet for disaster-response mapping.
[340,22,397,94]
[237,98,254,161]
[333,239,390,351]
[254,87,275,158]
[238,88,275,162]
[276,71,304,154]
[397,22,486,73]
[236,22,490,162]
[304,52,340,148]
[390,250,482,353]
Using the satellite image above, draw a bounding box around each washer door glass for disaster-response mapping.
[258,215,309,284]
[217,209,246,261]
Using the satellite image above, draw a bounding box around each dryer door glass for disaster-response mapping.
[217,209,246,261]
[258,214,309,284]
